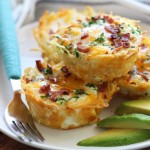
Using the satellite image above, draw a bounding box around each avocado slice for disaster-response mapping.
[97,114,150,129]
[77,129,150,146]
[115,100,150,115]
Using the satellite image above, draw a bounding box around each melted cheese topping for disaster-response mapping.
[22,61,118,109]
[34,7,142,83]
[34,7,96,63]
[34,7,142,62]
[49,13,142,58]
[21,60,119,129]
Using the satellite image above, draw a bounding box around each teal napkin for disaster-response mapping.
[0,0,21,79]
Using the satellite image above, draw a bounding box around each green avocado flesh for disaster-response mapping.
[77,129,150,147]
[115,100,150,115]
[97,114,150,129]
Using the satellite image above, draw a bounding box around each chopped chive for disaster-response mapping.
[43,68,53,75]
[65,44,72,50]
[56,97,67,102]
[95,33,105,43]
[55,35,61,39]
[74,49,80,58]
[73,95,79,100]
[86,83,98,91]
[74,89,88,95]
[41,94,49,98]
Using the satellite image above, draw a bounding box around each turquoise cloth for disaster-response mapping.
[0,0,21,79]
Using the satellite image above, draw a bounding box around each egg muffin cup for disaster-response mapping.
[35,7,142,83]
[21,60,119,129]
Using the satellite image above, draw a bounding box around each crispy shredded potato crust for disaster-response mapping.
[21,61,118,129]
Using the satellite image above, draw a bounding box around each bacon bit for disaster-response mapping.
[127,71,133,81]
[64,72,71,78]
[104,16,114,23]
[81,33,89,40]
[77,41,82,45]
[39,85,51,94]
[47,76,58,83]
[121,33,130,42]
[98,82,107,92]
[123,42,130,48]
[137,72,149,81]
[107,18,114,24]
[91,15,100,21]
[113,39,123,48]
[104,25,120,34]
[61,66,69,73]
[49,91,58,102]
[26,78,32,83]
[104,94,107,99]
[49,89,70,101]
[59,89,70,95]
[141,44,147,49]
[104,16,109,20]
[130,82,136,85]
[77,44,90,53]
[36,60,45,72]
[61,66,71,78]
[111,43,115,46]
[111,34,118,39]
[128,70,133,75]
[110,34,118,40]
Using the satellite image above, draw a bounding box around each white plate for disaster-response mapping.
[0,21,150,150]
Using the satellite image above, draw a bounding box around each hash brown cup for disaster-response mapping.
[34,7,142,83]
[21,60,119,129]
